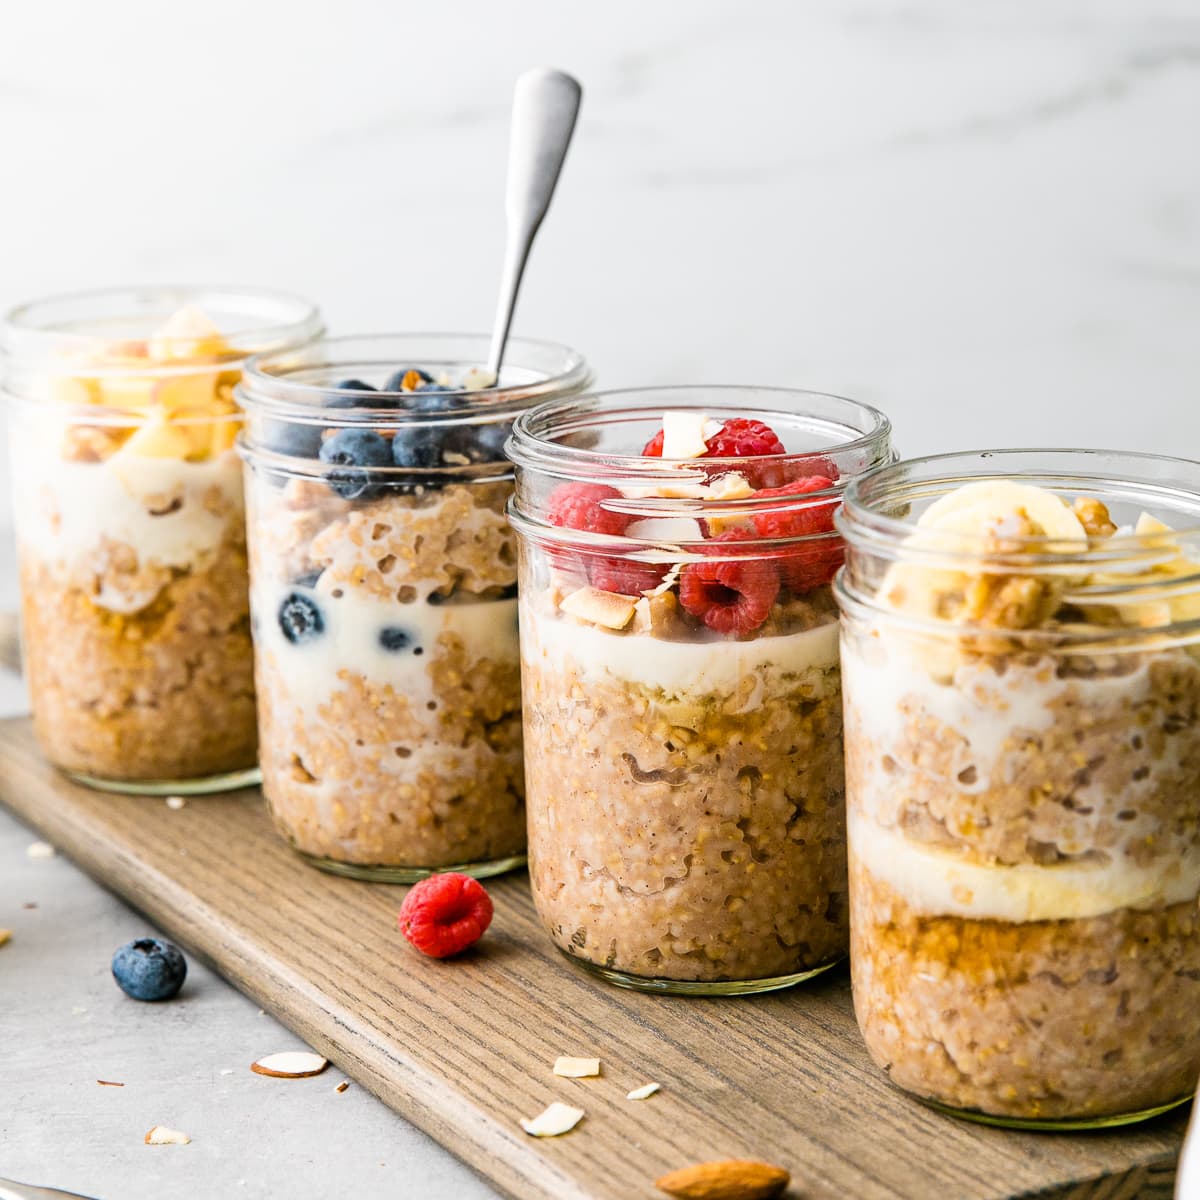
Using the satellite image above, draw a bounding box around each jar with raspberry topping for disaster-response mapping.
[507,387,893,993]
[237,334,591,880]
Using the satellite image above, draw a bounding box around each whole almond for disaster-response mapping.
[656,1158,790,1200]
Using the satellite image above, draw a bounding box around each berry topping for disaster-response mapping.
[545,483,630,536]
[384,367,434,392]
[319,428,392,499]
[642,417,785,460]
[379,626,414,652]
[751,476,843,592]
[278,592,324,644]
[335,378,376,392]
[111,937,187,1002]
[678,530,780,635]
[264,419,324,459]
[588,556,668,596]
[398,873,494,958]
[391,425,443,469]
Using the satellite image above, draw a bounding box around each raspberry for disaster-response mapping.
[641,417,784,460]
[751,476,843,593]
[678,530,780,635]
[589,556,667,596]
[398,872,494,958]
[545,482,629,536]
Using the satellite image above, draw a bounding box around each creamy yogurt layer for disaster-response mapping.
[525,608,838,698]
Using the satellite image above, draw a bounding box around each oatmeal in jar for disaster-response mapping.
[3,287,321,791]
[508,388,892,992]
[238,334,590,880]
[836,452,1200,1126]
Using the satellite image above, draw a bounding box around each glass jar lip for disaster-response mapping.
[237,332,592,426]
[507,384,892,484]
[1,284,323,372]
[839,447,1200,563]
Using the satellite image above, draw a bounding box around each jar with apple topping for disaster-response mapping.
[3,285,322,793]
[237,334,591,880]
[507,387,892,993]
[836,449,1200,1127]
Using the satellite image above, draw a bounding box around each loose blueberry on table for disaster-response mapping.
[112,937,188,1001]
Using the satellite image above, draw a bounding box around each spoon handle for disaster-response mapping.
[486,67,583,381]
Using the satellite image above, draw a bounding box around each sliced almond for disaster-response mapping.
[97,1079,124,1087]
[519,1101,585,1137]
[26,841,55,860]
[553,1056,601,1078]
[560,586,638,630]
[335,1080,350,1094]
[144,1125,190,1146]
[251,1051,329,1078]
[656,1159,789,1200]
[626,1082,661,1100]
[0,929,11,948]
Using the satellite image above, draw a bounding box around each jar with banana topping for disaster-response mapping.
[836,449,1200,1127]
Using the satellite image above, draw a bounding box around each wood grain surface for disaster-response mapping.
[0,717,1187,1200]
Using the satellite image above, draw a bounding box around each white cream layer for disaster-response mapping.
[524,608,839,698]
[851,810,1200,922]
[253,579,518,712]
[13,445,242,571]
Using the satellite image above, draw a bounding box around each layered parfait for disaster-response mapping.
[837,463,1200,1123]
[4,289,320,788]
[509,391,892,991]
[238,335,590,879]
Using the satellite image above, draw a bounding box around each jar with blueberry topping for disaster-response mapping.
[237,334,591,880]
[507,387,892,992]
[2,285,322,793]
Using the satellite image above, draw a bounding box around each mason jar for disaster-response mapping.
[836,449,1200,1127]
[507,386,892,993]
[237,334,591,880]
[2,285,322,793]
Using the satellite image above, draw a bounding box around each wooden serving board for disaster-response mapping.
[0,717,1187,1200]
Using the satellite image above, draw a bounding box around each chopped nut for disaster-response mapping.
[560,586,638,630]
[655,1159,790,1200]
[553,1056,601,1078]
[144,1125,191,1146]
[26,841,56,860]
[335,1080,350,1093]
[626,1082,661,1100]
[251,1051,329,1078]
[519,1101,585,1137]
[1074,496,1117,538]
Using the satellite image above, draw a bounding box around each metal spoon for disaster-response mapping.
[484,67,583,385]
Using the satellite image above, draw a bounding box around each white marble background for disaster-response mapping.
[1,3,1199,1197]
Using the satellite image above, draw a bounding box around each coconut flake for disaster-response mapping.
[553,1056,601,1078]
[560,586,638,630]
[520,1101,585,1137]
[145,1125,190,1145]
[251,1051,329,1078]
[626,1082,661,1100]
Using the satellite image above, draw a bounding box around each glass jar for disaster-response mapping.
[2,285,322,793]
[237,334,592,881]
[836,449,1200,1128]
[507,386,893,993]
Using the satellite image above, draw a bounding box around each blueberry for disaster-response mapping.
[262,419,324,459]
[319,428,392,499]
[111,937,187,1002]
[383,367,433,391]
[336,378,376,392]
[379,626,415,652]
[392,425,444,469]
[279,592,324,643]
[459,421,512,464]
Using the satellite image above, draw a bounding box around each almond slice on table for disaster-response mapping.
[552,1056,601,1078]
[519,1101,585,1137]
[656,1159,790,1200]
[144,1125,190,1145]
[0,929,11,948]
[626,1081,660,1100]
[251,1051,329,1078]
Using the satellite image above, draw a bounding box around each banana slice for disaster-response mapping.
[917,480,1087,547]
[148,305,227,362]
[118,413,196,460]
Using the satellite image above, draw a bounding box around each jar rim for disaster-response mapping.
[507,384,892,485]
[2,284,323,373]
[237,332,591,427]
[838,447,1200,562]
